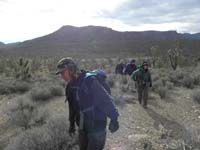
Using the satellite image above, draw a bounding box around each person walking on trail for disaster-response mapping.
[56,58,119,150]
[115,60,126,75]
[131,61,152,109]
[123,59,137,76]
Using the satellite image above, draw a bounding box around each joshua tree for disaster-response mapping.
[168,47,182,70]
[149,45,159,67]
[14,58,31,80]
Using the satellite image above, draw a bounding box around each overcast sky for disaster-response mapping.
[0,0,199,43]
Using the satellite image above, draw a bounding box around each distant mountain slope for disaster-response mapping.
[0,25,200,57]
[0,42,5,47]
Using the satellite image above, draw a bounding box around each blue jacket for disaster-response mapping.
[66,72,119,132]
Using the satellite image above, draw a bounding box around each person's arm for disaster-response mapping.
[90,79,119,121]
[115,65,118,74]
[131,69,138,81]
[65,85,76,135]
[149,72,152,87]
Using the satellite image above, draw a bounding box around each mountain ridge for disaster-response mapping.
[0,25,200,57]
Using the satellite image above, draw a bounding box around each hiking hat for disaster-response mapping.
[56,57,77,75]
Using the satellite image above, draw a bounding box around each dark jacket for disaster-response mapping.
[65,72,119,132]
[124,63,137,75]
[132,68,152,87]
[115,63,125,75]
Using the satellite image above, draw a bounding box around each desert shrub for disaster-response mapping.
[160,77,169,87]
[121,76,128,85]
[157,86,168,99]
[5,115,78,150]
[0,80,30,95]
[49,85,64,97]
[113,94,126,107]
[45,115,78,149]
[6,96,48,129]
[0,82,11,95]
[166,81,174,90]
[192,90,200,104]
[152,74,160,82]
[121,85,129,93]
[169,70,185,86]
[107,79,115,88]
[107,74,116,88]
[6,96,36,129]
[152,79,163,92]
[57,79,66,87]
[182,75,194,89]
[30,81,64,101]
[183,125,200,149]
[30,87,53,102]
[10,81,31,93]
[31,107,49,126]
[193,74,200,85]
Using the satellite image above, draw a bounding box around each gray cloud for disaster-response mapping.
[99,0,200,32]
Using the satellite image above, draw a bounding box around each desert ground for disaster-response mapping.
[0,57,200,150]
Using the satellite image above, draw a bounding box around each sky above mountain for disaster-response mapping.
[0,0,199,43]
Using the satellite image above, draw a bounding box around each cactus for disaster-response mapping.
[15,58,31,80]
[168,47,182,70]
[149,46,159,67]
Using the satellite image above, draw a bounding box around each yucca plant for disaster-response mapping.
[14,58,31,80]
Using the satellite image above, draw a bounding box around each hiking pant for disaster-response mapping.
[79,130,106,150]
[138,85,148,107]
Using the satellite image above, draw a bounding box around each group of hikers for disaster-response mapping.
[116,59,152,109]
[56,57,152,150]
[115,59,137,75]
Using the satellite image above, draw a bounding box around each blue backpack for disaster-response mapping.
[83,69,111,94]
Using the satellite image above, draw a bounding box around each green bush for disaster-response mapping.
[107,79,115,88]
[152,79,163,92]
[192,90,200,104]
[193,74,200,85]
[152,74,160,82]
[169,70,185,86]
[113,94,126,107]
[182,75,194,89]
[32,107,49,126]
[6,96,34,129]
[157,86,168,99]
[121,85,129,93]
[49,85,64,97]
[10,81,31,93]
[166,81,174,90]
[0,81,30,95]
[5,115,78,150]
[6,95,48,129]
[183,125,200,149]
[121,76,128,85]
[30,87,53,102]
[0,82,11,95]
[107,74,116,88]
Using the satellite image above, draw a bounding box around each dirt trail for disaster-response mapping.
[105,87,200,150]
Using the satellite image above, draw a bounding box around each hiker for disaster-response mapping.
[115,61,125,75]
[131,61,152,109]
[123,59,137,75]
[56,58,119,150]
